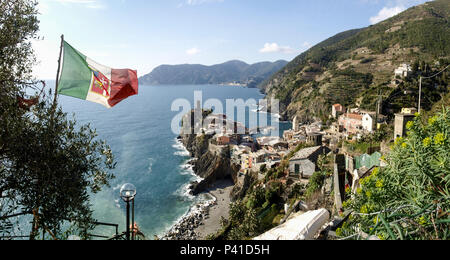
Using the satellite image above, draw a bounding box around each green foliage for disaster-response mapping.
[0,0,115,240]
[246,186,266,209]
[288,183,306,199]
[265,183,282,205]
[259,164,267,173]
[343,140,379,154]
[259,204,281,230]
[385,59,449,112]
[326,69,374,107]
[338,108,450,240]
[305,171,327,199]
[224,201,261,240]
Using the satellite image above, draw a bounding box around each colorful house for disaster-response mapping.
[338,113,363,134]
[332,104,345,118]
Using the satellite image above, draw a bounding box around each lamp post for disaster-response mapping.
[120,183,136,241]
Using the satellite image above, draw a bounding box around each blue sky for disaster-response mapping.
[34,0,430,79]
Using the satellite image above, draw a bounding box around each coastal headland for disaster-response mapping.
[161,110,247,240]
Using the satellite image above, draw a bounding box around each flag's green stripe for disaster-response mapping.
[58,41,92,100]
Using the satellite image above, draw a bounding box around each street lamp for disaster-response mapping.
[120,183,136,240]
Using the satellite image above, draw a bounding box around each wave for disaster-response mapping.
[160,191,216,239]
[148,158,155,174]
[173,161,204,200]
[159,138,218,239]
[173,138,191,157]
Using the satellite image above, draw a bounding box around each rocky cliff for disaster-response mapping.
[178,133,240,195]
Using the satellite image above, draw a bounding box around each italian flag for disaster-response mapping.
[57,41,139,108]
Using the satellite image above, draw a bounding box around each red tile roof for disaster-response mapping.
[345,113,363,120]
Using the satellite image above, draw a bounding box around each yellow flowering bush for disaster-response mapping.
[338,108,450,240]
[406,121,414,130]
[372,167,379,176]
[376,179,384,189]
[434,132,445,145]
[360,205,369,214]
[394,137,404,146]
[423,137,431,147]
[345,186,351,194]
[428,116,438,126]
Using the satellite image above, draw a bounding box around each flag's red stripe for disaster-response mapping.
[108,69,139,107]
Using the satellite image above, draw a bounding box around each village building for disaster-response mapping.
[338,113,364,134]
[283,130,295,141]
[330,122,343,133]
[292,116,300,132]
[349,108,361,114]
[240,138,257,152]
[362,113,376,133]
[257,136,288,151]
[231,145,252,165]
[394,109,416,140]
[216,134,234,146]
[307,132,323,146]
[252,149,281,165]
[401,107,418,115]
[288,146,331,179]
[332,104,345,119]
[394,63,412,78]
[362,112,388,133]
[241,153,254,174]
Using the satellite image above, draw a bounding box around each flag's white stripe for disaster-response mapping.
[86,57,112,80]
[85,57,113,108]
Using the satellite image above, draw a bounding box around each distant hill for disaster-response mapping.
[261,0,449,122]
[139,60,288,87]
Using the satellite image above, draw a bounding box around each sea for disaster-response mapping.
[35,84,291,239]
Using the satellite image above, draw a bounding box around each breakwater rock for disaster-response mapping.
[161,199,217,240]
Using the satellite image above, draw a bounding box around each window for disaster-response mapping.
[295,164,300,175]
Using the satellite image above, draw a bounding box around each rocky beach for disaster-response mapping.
[160,179,234,240]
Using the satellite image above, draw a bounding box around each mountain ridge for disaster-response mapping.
[139,60,288,87]
[261,0,449,122]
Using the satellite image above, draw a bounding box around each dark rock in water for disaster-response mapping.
[187,159,197,166]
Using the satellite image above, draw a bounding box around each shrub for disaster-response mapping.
[338,108,450,240]
[305,171,327,198]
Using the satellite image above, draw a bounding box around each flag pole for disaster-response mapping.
[53,34,64,108]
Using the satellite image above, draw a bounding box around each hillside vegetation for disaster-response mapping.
[262,0,449,122]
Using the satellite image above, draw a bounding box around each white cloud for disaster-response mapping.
[259,43,295,54]
[186,47,201,55]
[370,5,406,24]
